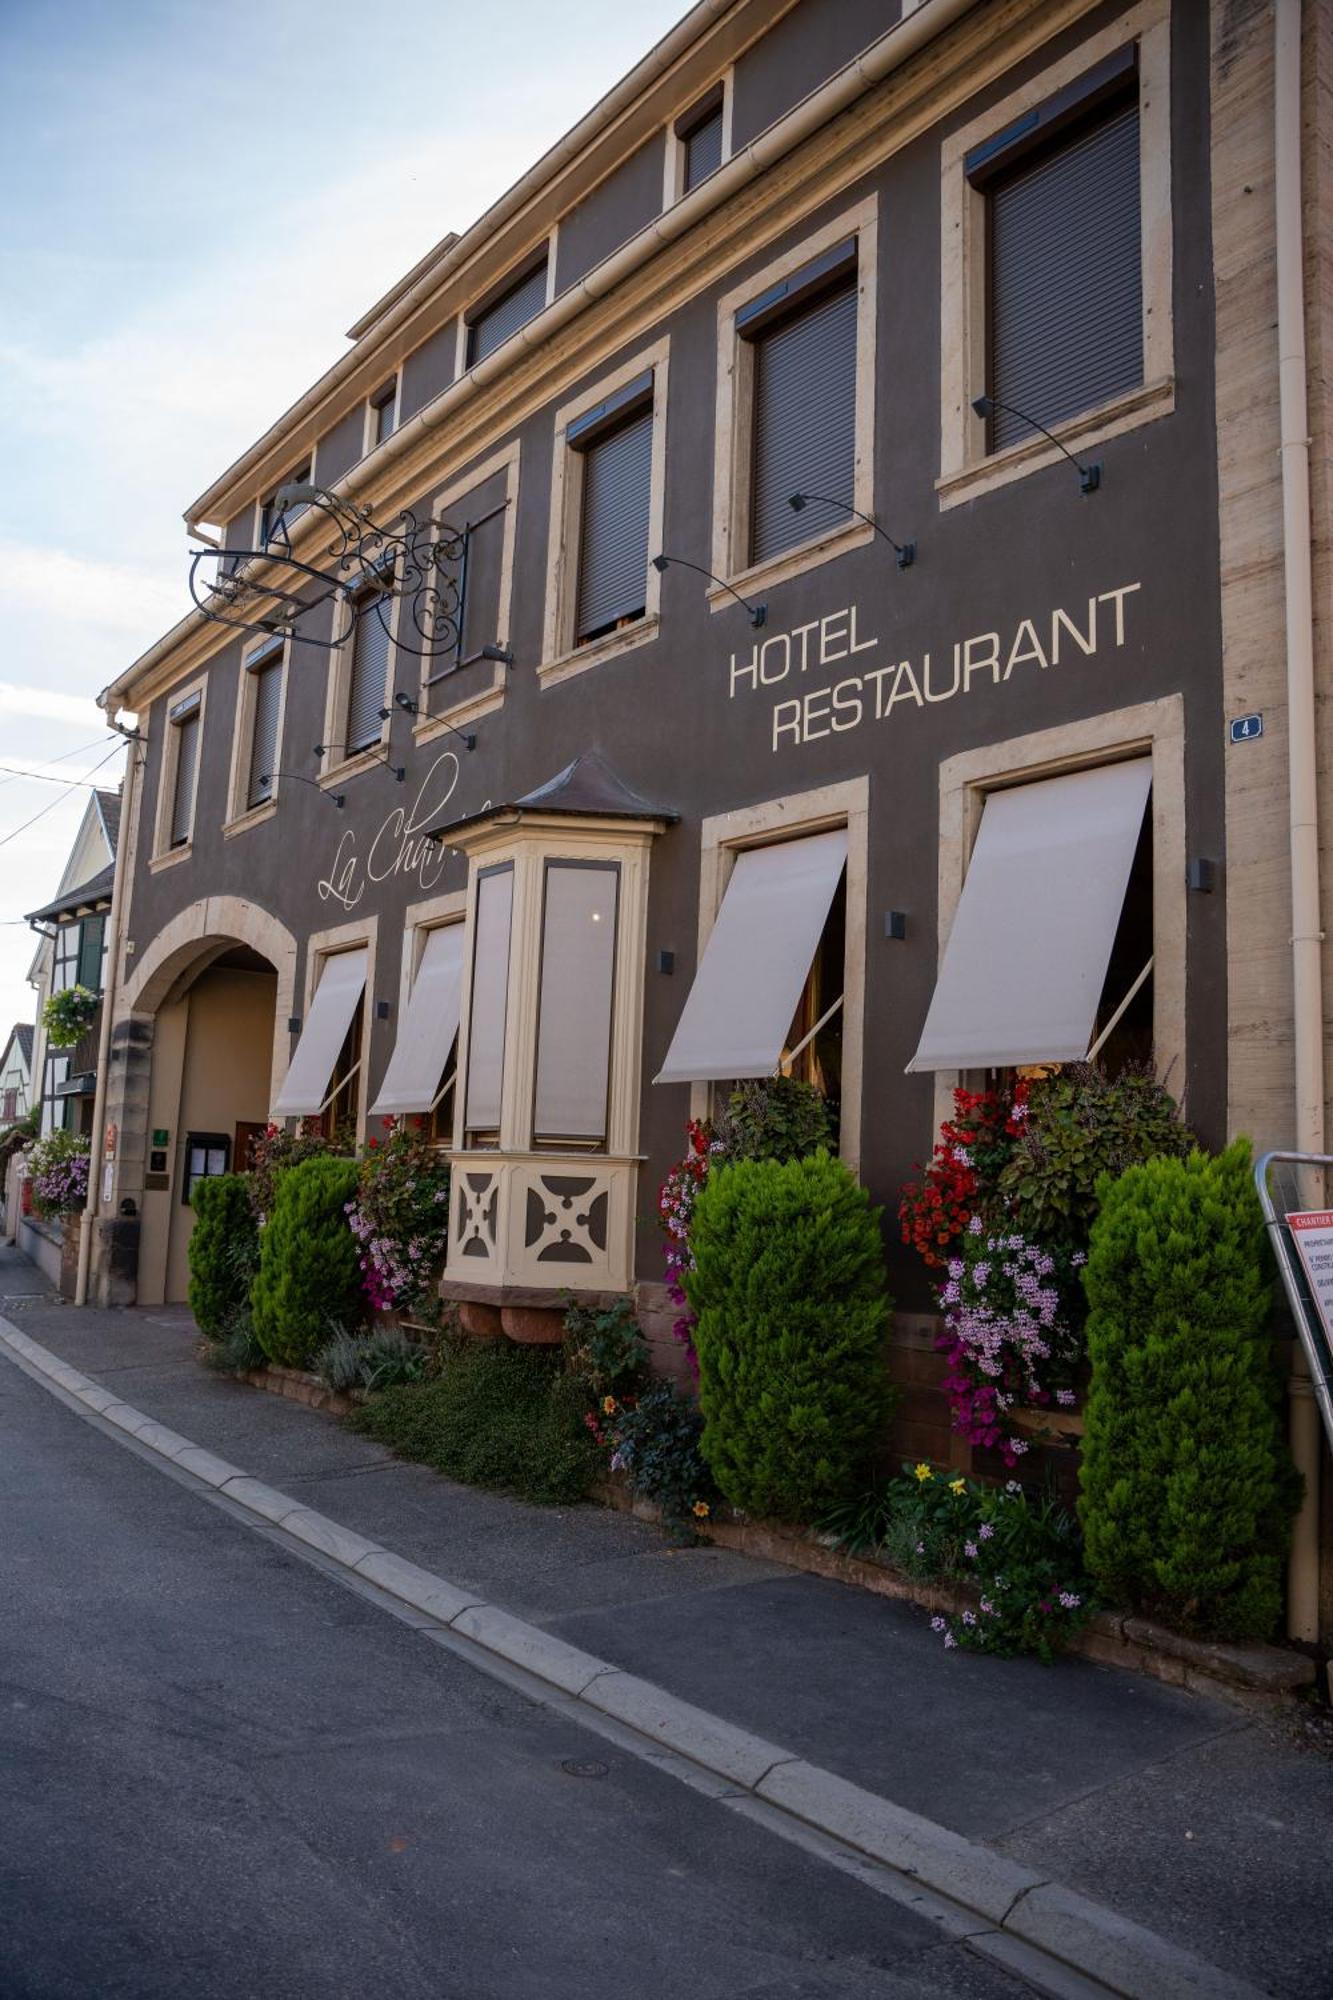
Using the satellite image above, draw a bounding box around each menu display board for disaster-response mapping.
[1285,1210,1333,1339]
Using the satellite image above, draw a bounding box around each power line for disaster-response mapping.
[0,743,123,851]
[0,752,122,789]
[0,735,118,792]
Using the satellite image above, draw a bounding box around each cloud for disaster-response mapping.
[0,680,106,729]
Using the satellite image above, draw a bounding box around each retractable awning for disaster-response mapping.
[906,759,1151,1073]
[369,926,464,1116]
[273,947,368,1116]
[655,827,847,1085]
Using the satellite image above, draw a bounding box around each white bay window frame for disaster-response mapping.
[445,808,665,1294]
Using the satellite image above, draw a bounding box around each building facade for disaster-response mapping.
[0,1024,33,1129]
[95,0,1333,1636]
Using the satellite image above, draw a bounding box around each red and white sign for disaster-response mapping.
[1286,1210,1333,1340]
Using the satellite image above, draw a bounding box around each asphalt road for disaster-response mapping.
[0,1355,1027,2000]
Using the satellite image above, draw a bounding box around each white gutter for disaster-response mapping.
[75,723,141,1307]
[1274,0,1323,1645]
[110,0,978,712]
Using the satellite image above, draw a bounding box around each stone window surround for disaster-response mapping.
[396,888,468,1140]
[937,0,1174,511]
[662,67,735,209]
[317,575,397,790]
[301,914,380,1150]
[927,692,1187,1136]
[363,372,402,459]
[710,193,879,609]
[149,673,208,873]
[689,773,869,1176]
[222,634,289,839]
[539,336,670,690]
[414,440,520,748]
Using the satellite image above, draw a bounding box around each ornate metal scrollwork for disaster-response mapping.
[187,483,467,665]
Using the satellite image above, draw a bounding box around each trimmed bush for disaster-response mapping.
[350,1339,600,1504]
[1079,1139,1300,1640]
[685,1150,893,1521]
[250,1154,363,1366]
[187,1174,258,1338]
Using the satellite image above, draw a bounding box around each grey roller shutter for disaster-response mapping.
[988,99,1142,450]
[575,406,653,641]
[346,602,389,752]
[468,259,548,365]
[683,104,723,190]
[247,660,283,807]
[749,277,857,566]
[170,712,199,847]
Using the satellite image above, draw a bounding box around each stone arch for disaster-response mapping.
[122,895,298,1106]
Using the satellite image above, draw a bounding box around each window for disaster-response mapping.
[971,49,1142,452]
[77,914,105,993]
[245,644,284,809]
[463,866,514,1143]
[417,442,520,737]
[908,759,1153,1073]
[370,922,465,1127]
[368,380,397,450]
[679,91,724,192]
[711,199,876,596]
[273,945,369,1124]
[53,920,79,994]
[741,243,858,565]
[183,1132,230,1205]
[533,862,619,1146]
[167,690,201,850]
[541,342,668,683]
[938,1,1172,505]
[570,377,654,644]
[258,459,312,547]
[345,593,391,756]
[2,1090,16,1122]
[466,256,548,366]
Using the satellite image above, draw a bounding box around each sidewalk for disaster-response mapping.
[3,1243,1329,1998]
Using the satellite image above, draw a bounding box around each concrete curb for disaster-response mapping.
[0,1319,1267,2000]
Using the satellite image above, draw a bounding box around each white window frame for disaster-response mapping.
[927,693,1186,1135]
[938,0,1173,510]
[710,194,878,607]
[302,916,379,1148]
[318,574,397,787]
[150,674,208,871]
[364,375,401,457]
[540,338,669,689]
[394,889,467,1139]
[416,441,520,748]
[457,241,556,375]
[224,634,289,835]
[690,775,868,1176]
[663,70,733,207]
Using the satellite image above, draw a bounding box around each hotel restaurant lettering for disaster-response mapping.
[87,0,1333,1640]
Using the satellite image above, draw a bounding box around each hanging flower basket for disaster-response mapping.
[43,984,98,1049]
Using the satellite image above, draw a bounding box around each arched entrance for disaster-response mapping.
[111,897,297,1305]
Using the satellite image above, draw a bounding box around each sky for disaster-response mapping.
[0,0,685,1041]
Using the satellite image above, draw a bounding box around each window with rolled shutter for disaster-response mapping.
[467,258,548,366]
[574,400,653,643]
[985,95,1142,450]
[746,268,857,567]
[346,600,390,753]
[170,707,200,848]
[682,101,723,191]
[247,659,283,807]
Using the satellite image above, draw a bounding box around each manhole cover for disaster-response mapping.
[559,1758,608,1779]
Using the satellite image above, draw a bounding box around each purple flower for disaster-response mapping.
[929,1615,946,1633]
[964,1541,978,1560]
[978,1521,995,1541]
[943,1632,957,1649]
[961,1610,976,1627]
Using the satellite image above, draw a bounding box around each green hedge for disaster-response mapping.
[685,1150,893,1521]
[187,1173,258,1337]
[351,1340,600,1504]
[1079,1139,1300,1640]
[250,1154,363,1366]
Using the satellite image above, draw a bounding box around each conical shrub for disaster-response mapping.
[1079,1138,1299,1640]
[685,1151,893,1520]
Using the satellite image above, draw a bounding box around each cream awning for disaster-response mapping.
[272,947,368,1116]
[369,926,464,1116]
[907,759,1152,1073]
[655,827,847,1085]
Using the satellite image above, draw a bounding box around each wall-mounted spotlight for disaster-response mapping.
[384,690,476,752]
[788,493,915,569]
[393,691,419,716]
[480,644,515,666]
[971,393,1101,494]
[652,553,766,627]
